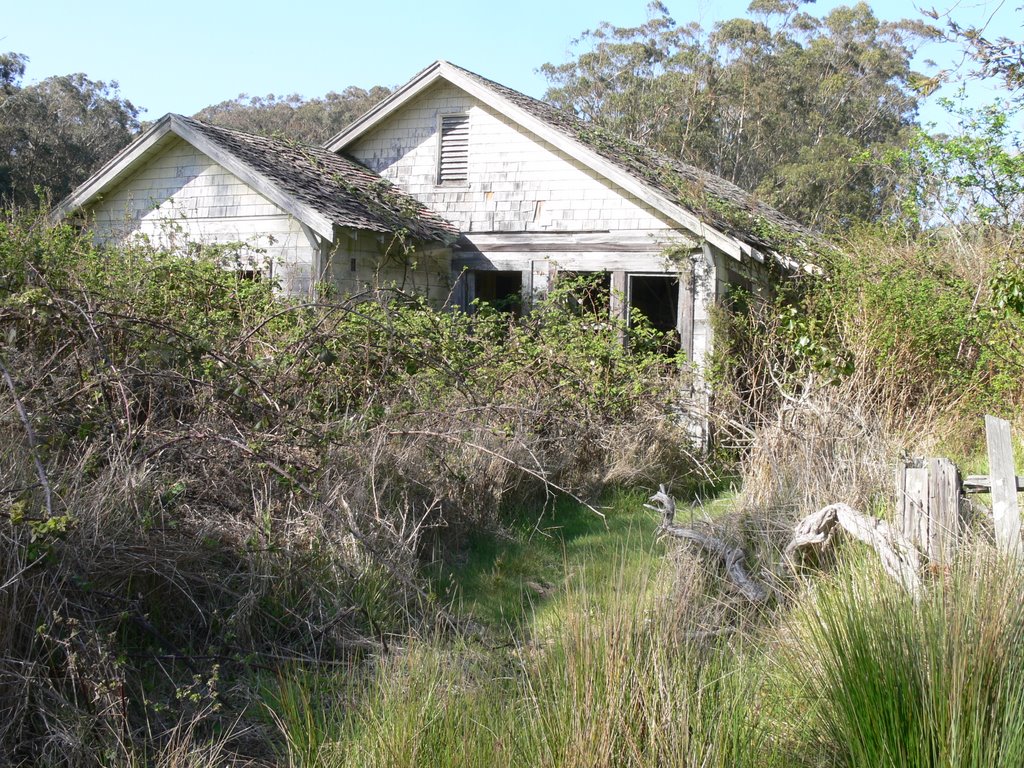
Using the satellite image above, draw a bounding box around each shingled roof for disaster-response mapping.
[443,63,822,263]
[326,61,827,266]
[175,116,458,243]
[56,114,459,244]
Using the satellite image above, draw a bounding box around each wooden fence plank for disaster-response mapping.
[896,460,909,539]
[985,415,1021,557]
[963,475,1024,493]
[929,458,962,564]
[906,466,928,550]
[897,458,964,564]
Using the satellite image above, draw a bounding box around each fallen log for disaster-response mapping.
[646,486,769,603]
[785,503,921,596]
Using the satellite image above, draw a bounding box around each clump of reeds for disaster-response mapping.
[790,544,1024,767]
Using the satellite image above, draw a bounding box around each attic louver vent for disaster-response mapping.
[437,114,469,185]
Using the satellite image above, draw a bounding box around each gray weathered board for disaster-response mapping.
[985,415,1022,557]
[896,457,964,564]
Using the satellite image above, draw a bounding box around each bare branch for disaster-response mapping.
[786,502,922,596]
[0,353,52,518]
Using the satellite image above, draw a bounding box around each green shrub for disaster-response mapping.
[0,210,697,761]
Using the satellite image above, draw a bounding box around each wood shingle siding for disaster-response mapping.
[86,137,317,295]
[348,83,679,236]
[59,114,460,300]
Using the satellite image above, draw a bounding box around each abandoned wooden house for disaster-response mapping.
[57,60,820,375]
[54,114,459,299]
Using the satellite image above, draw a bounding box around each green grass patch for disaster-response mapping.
[271,542,769,768]
[788,546,1024,767]
[429,484,734,632]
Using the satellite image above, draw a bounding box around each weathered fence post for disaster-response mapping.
[985,415,1022,557]
[896,457,964,565]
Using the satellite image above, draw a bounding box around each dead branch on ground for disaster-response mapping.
[785,502,922,596]
[646,485,769,603]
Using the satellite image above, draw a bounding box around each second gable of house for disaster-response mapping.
[345,81,681,239]
[85,135,319,294]
[68,118,459,303]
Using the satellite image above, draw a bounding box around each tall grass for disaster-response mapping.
[519,589,767,767]
[792,545,1024,768]
[270,553,772,768]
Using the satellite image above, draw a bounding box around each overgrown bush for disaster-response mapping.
[710,224,1024,476]
[0,210,695,763]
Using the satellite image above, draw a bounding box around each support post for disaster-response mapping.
[985,415,1021,557]
[678,261,695,362]
[609,270,627,347]
[896,458,964,565]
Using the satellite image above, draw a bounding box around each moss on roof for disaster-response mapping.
[178,115,459,243]
[447,63,831,264]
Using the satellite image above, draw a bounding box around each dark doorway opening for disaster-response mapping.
[628,274,679,335]
[475,270,523,314]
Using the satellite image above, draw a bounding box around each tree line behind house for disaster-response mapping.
[3,2,1021,235]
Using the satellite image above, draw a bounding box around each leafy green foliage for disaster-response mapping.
[0,211,696,761]
[906,98,1024,228]
[542,1,937,231]
[709,224,1024,439]
[0,53,141,205]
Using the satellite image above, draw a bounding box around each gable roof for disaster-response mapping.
[326,61,824,267]
[56,114,459,244]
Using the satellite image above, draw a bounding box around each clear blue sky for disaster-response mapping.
[2,0,1018,129]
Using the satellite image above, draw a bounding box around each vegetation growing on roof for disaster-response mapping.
[180,116,458,243]
[450,62,834,265]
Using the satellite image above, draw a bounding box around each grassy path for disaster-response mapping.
[429,485,735,634]
[265,485,765,768]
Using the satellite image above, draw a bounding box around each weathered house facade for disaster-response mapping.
[59,60,819,375]
[56,114,458,300]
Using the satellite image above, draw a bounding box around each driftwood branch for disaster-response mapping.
[647,486,768,603]
[644,484,675,525]
[785,503,922,596]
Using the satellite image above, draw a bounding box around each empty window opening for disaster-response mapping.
[723,267,754,310]
[474,270,522,314]
[557,271,611,318]
[437,114,469,185]
[236,268,262,282]
[628,274,680,337]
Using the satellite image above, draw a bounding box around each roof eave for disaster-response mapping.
[324,61,447,152]
[52,114,176,224]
